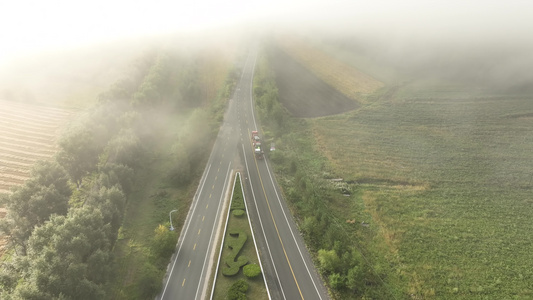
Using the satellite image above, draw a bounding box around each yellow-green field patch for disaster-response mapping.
[276,37,384,103]
[0,99,76,194]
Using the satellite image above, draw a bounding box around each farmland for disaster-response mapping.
[276,37,384,103]
[0,99,76,194]
[264,38,533,298]
[268,46,358,117]
[310,91,533,298]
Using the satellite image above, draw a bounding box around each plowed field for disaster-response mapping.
[276,37,384,102]
[0,100,76,193]
[269,46,359,118]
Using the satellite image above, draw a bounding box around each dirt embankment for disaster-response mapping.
[276,37,384,102]
[268,37,386,118]
[268,46,359,118]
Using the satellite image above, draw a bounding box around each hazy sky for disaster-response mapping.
[1,0,532,66]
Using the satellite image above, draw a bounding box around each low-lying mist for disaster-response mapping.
[0,27,246,107]
[2,0,533,102]
[0,38,152,107]
[319,35,533,92]
[266,1,533,92]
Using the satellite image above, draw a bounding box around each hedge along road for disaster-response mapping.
[209,172,269,299]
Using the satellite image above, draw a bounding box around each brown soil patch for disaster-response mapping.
[276,37,384,101]
[0,99,76,193]
[268,46,359,118]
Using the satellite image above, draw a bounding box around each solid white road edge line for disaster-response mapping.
[196,161,232,300]
[248,43,324,300]
[208,170,236,300]
[160,163,212,298]
[264,158,324,300]
[243,143,287,300]
[241,171,272,300]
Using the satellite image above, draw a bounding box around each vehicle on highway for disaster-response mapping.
[251,130,264,159]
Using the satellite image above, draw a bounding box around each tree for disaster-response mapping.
[98,163,134,194]
[168,142,191,186]
[11,207,112,299]
[0,259,22,294]
[30,160,71,196]
[103,129,141,167]
[84,185,126,239]
[0,161,71,254]
[98,78,137,103]
[138,262,161,298]
[329,272,345,290]
[346,266,364,294]
[317,249,341,274]
[151,224,177,267]
[57,125,101,188]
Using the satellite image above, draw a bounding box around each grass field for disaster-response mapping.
[311,88,533,298]
[265,37,533,298]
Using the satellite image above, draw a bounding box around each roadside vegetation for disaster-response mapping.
[254,44,400,299]
[0,36,241,299]
[212,173,267,300]
[255,39,533,299]
[310,89,533,299]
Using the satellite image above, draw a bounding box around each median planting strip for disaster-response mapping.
[211,172,268,300]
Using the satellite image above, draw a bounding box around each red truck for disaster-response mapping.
[251,131,264,159]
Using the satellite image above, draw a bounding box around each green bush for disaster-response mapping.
[151,224,177,267]
[227,279,248,300]
[243,263,261,279]
[231,174,245,211]
[222,230,248,276]
[232,209,245,217]
[138,262,161,299]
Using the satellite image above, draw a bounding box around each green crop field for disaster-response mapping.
[311,88,533,298]
[263,37,533,299]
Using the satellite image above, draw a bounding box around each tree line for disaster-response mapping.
[0,48,237,299]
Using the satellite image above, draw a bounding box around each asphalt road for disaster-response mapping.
[235,48,329,300]
[158,46,328,300]
[157,69,242,299]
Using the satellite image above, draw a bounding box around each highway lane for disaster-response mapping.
[158,45,328,300]
[157,67,243,299]
[234,47,329,300]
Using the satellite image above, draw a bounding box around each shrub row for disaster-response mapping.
[222,229,249,276]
